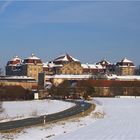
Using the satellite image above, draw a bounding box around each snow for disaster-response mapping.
[54,55,69,62]
[81,64,89,69]
[1,98,140,140]
[121,58,132,63]
[43,63,49,68]
[45,74,140,81]
[69,55,80,62]
[51,98,140,140]
[53,54,79,62]
[0,76,35,80]
[96,64,104,69]
[81,64,103,69]
[97,59,111,65]
[46,74,93,79]
[117,65,135,68]
[0,100,75,122]
[106,74,140,80]
[115,96,140,99]
[11,56,21,61]
[27,54,40,60]
[43,62,63,68]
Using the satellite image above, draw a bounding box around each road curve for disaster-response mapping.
[0,100,92,132]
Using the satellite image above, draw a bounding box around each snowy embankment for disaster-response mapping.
[51,98,140,140]
[1,98,140,140]
[0,100,75,122]
[0,99,103,140]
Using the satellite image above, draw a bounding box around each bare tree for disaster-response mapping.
[0,67,4,114]
[0,68,3,76]
[48,80,71,99]
[0,102,4,114]
[76,80,95,100]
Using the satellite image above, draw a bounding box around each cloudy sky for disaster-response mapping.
[0,0,140,68]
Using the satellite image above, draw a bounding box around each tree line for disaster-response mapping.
[48,80,96,100]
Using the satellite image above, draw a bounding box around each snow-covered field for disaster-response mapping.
[51,98,140,140]
[1,98,140,140]
[0,100,75,122]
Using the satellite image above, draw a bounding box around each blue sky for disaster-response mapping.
[0,0,140,68]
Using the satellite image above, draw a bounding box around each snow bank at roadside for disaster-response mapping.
[2,98,140,140]
[0,100,75,122]
[0,99,103,140]
[51,98,140,140]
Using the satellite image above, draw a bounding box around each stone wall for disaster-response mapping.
[90,80,140,96]
[6,63,43,81]
[94,86,140,97]
[22,64,43,81]
[60,62,83,75]
[0,80,37,90]
[115,66,135,76]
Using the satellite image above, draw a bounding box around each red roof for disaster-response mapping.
[7,56,22,66]
[53,54,80,64]
[23,54,42,64]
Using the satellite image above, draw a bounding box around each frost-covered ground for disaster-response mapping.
[52,98,140,140]
[0,100,74,122]
[1,98,140,140]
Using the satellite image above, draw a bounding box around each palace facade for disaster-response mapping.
[115,58,135,75]
[43,54,110,76]
[43,54,83,75]
[6,54,43,81]
[6,53,136,84]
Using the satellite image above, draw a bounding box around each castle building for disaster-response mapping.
[6,54,136,85]
[43,54,108,76]
[6,56,22,76]
[81,63,104,74]
[6,54,43,81]
[115,58,135,76]
[96,59,111,73]
[43,54,83,75]
[22,54,43,81]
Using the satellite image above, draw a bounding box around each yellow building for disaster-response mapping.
[115,58,135,76]
[22,54,43,81]
[43,54,83,75]
[60,61,83,75]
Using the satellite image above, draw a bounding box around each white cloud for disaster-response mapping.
[0,0,13,15]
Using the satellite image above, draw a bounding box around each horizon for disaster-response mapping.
[0,1,140,69]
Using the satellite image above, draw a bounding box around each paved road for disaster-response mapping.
[0,100,92,132]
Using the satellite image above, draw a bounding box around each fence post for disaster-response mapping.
[44,115,46,124]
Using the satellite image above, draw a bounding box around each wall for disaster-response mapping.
[6,63,43,81]
[23,64,43,81]
[89,80,140,96]
[0,80,38,90]
[52,79,140,96]
[60,62,83,75]
[115,66,135,76]
[94,86,140,97]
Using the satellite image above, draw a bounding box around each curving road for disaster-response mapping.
[51,98,140,140]
[0,100,92,132]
